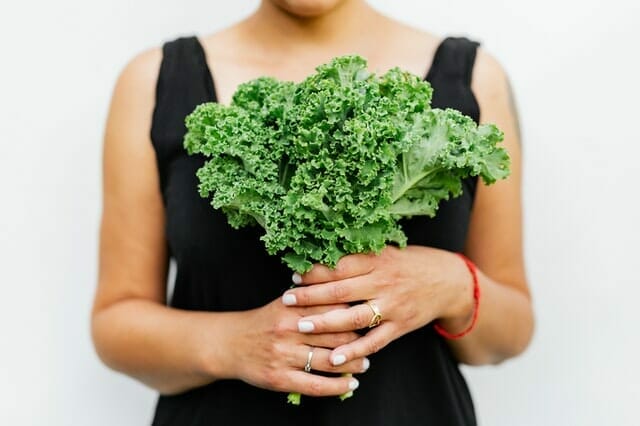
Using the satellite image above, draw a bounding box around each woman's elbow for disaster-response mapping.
[90,306,122,373]
[493,304,536,365]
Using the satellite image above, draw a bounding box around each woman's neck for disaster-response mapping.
[242,1,386,55]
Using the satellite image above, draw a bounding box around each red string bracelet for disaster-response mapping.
[433,253,480,339]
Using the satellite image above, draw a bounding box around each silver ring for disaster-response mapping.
[304,347,314,373]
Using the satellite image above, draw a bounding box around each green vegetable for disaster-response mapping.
[185,55,509,274]
[184,55,510,404]
[287,392,302,405]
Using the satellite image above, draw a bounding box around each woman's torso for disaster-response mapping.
[150,34,480,426]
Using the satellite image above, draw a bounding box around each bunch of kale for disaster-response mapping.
[184,56,509,274]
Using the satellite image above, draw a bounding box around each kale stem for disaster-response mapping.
[390,168,437,203]
[279,156,294,190]
[287,392,302,405]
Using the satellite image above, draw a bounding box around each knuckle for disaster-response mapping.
[334,257,352,277]
[378,253,398,276]
[297,290,312,305]
[306,378,324,396]
[404,305,419,324]
[367,338,382,354]
[272,320,289,337]
[379,280,394,293]
[264,340,277,358]
[331,283,350,301]
[263,369,284,390]
[381,245,398,261]
[272,342,287,358]
[352,309,369,329]
[264,340,288,364]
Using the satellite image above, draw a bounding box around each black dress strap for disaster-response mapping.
[150,36,215,195]
[421,36,481,221]
[426,36,481,123]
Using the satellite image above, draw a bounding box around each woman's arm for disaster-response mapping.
[434,49,534,364]
[279,50,533,367]
[92,49,366,396]
[91,48,237,394]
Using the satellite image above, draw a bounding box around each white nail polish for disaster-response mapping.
[298,321,314,333]
[282,293,297,306]
[362,358,370,371]
[348,378,359,390]
[292,273,302,285]
[332,354,346,366]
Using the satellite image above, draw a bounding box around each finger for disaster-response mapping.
[283,276,372,306]
[328,323,395,366]
[293,346,370,375]
[292,253,377,285]
[302,331,361,349]
[297,304,376,333]
[296,304,350,316]
[270,304,351,339]
[284,370,360,397]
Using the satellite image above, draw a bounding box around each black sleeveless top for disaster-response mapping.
[150,35,480,426]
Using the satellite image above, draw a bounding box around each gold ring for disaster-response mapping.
[365,300,382,328]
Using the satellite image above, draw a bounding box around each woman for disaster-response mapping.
[92,0,534,424]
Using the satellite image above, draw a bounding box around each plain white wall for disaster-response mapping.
[1,0,638,424]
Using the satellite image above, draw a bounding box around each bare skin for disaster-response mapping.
[92,0,533,398]
[201,2,440,105]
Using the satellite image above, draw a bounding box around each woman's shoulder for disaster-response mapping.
[392,18,509,83]
[382,18,509,85]
[103,44,165,165]
[408,22,512,120]
[113,45,163,107]
[471,47,513,121]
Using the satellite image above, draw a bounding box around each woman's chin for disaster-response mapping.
[270,0,349,18]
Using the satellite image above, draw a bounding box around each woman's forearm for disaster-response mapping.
[91,298,240,394]
[437,266,534,366]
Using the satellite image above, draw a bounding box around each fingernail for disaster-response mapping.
[292,273,302,285]
[362,358,370,371]
[282,293,297,306]
[332,354,346,366]
[348,378,359,390]
[298,321,314,333]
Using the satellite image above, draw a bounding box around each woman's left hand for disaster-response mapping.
[280,245,475,367]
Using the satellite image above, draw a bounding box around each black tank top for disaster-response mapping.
[150,35,480,426]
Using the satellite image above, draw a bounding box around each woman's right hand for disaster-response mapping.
[208,297,369,398]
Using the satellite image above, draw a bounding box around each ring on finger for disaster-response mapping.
[365,300,383,328]
[304,347,314,373]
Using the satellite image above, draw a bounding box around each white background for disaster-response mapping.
[1,0,638,424]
